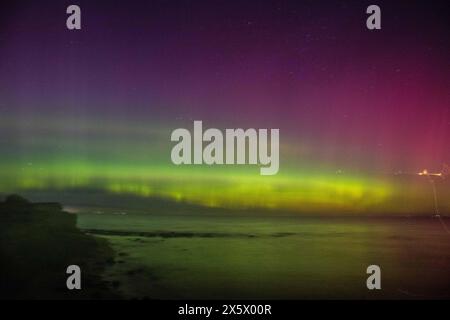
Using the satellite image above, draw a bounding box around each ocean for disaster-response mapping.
[77,213,450,299]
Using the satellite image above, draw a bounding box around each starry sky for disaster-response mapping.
[0,0,449,214]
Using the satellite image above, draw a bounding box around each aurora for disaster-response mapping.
[1,0,450,302]
[0,0,448,215]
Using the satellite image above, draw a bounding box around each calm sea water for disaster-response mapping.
[77,213,450,299]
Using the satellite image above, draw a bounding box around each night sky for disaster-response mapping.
[0,0,449,213]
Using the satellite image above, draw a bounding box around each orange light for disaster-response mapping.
[419,169,428,176]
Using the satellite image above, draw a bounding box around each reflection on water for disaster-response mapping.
[77,214,450,299]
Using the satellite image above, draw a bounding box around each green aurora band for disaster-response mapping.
[1,115,448,215]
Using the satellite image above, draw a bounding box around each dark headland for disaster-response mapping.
[0,195,117,299]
